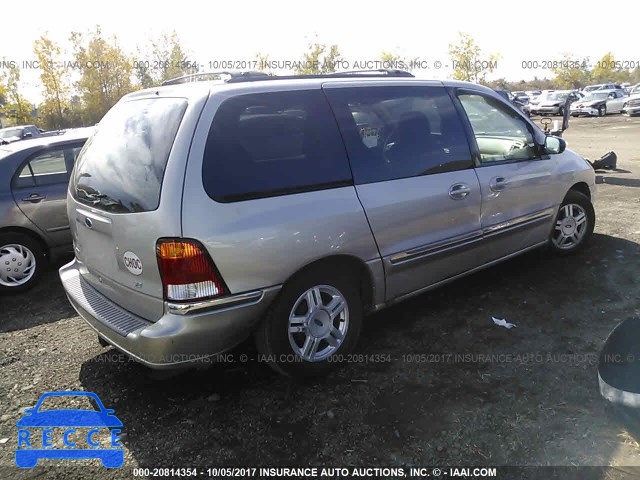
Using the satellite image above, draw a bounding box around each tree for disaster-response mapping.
[296,39,342,75]
[134,31,198,88]
[5,66,33,125]
[448,32,499,84]
[591,52,635,84]
[380,51,410,71]
[33,35,71,129]
[71,26,136,124]
[551,54,591,89]
[254,52,270,72]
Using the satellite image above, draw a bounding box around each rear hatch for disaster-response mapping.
[68,92,203,321]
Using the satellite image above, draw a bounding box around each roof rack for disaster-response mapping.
[161,71,270,86]
[162,69,414,86]
[328,69,414,77]
[227,69,414,83]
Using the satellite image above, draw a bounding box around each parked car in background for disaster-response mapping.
[493,89,529,113]
[621,92,640,116]
[0,128,92,293]
[581,83,625,95]
[59,71,596,377]
[628,84,640,96]
[571,90,628,116]
[0,125,65,145]
[529,91,579,116]
[512,91,530,104]
[525,90,541,99]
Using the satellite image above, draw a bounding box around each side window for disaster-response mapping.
[324,86,473,184]
[13,146,77,188]
[458,93,538,164]
[202,90,352,202]
[30,149,67,176]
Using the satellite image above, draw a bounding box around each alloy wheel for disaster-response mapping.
[287,285,349,362]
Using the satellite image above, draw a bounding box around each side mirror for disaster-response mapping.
[23,132,33,138]
[544,136,566,154]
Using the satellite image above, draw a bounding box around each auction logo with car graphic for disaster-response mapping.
[15,391,124,468]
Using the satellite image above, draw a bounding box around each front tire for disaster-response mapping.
[549,190,595,255]
[0,233,45,294]
[255,265,363,377]
[598,105,607,117]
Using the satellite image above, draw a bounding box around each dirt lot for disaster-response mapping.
[1,114,640,479]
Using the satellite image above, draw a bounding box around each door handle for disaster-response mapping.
[22,193,46,203]
[489,177,508,192]
[449,183,471,200]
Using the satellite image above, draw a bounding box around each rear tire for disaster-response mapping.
[549,190,595,255]
[0,233,45,294]
[255,264,363,377]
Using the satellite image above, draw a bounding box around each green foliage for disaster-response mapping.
[134,31,198,88]
[380,51,410,71]
[448,32,499,84]
[4,66,33,125]
[550,54,592,89]
[296,40,342,74]
[254,52,275,75]
[33,35,71,129]
[70,26,135,125]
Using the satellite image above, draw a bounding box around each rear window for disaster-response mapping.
[202,90,352,202]
[71,97,187,213]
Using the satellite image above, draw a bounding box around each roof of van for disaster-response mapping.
[122,74,496,102]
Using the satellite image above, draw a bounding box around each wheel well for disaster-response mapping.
[569,182,591,199]
[284,255,375,313]
[0,226,49,259]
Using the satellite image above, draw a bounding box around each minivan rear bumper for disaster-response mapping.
[59,259,281,369]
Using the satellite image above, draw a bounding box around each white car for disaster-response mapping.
[622,93,640,116]
[571,90,627,117]
[529,91,577,116]
[580,83,623,95]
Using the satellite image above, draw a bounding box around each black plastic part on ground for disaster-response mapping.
[599,317,640,394]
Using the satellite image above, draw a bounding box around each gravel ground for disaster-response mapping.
[1,114,640,479]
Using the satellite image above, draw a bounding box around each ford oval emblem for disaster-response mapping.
[84,217,93,228]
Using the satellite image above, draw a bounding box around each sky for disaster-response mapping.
[3,0,640,103]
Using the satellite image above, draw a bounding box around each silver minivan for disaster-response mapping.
[59,71,596,376]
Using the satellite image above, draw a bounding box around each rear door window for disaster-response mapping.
[71,97,187,213]
[13,144,84,188]
[202,90,352,202]
[323,86,473,184]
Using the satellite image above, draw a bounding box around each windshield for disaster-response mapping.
[0,128,22,139]
[542,93,568,101]
[631,86,640,95]
[583,92,609,101]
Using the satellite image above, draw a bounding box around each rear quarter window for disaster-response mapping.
[202,90,352,202]
[71,97,187,213]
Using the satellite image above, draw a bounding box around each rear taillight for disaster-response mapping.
[156,239,228,302]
